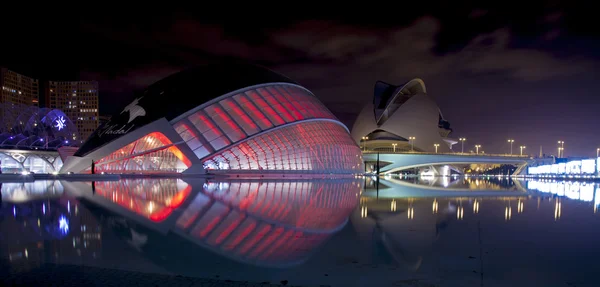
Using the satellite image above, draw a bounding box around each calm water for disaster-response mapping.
[1,176,599,286]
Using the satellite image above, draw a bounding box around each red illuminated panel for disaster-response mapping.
[256,88,295,122]
[245,90,285,125]
[233,93,272,130]
[94,132,191,173]
[202,121,363,173]
[220,98,260,135]
[265,86,303,120]
[205,104,246,142]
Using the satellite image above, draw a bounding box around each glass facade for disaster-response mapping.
[93,83,362,174]
[202,121,362,173]
[169,84,361,174]
[94,132,191,174]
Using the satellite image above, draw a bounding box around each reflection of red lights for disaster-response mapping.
[94,180,191,222]
[150,185,192,222]
[172,180,360,266]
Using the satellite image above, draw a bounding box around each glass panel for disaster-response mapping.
[202,121,363,173]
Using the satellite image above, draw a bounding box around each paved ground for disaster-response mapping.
[0,262,302,287]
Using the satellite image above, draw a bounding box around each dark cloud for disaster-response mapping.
[2,5,600,156]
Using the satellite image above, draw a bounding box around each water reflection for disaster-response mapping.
[0,182,102,272]
[61,178,361,268]
[2,177,600,286]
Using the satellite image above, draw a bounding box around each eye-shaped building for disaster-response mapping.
[60,63,363,175]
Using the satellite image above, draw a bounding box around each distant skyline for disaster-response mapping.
[2,4,599,157]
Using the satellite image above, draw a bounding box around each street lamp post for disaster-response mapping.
[520,145,526,156]
[557,141,564,157]
[597,148,599,158]
[507,139,514,155]
[475,145,481,154]
[362,136,368,151]
[434,143,439,153]
[409,137,416,151]
[392,143,397,153]
[459,138,466,153]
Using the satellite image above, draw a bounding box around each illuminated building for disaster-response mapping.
[351,78,457,153]
[0,68,40,132]
[45,81,99,142]
[60,63,363,174]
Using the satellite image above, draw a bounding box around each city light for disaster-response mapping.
[409,137,416,151]
[392,143,397,153]
[475,145,481,154]
[459,138,466,153]
[507,139,514,155]
[434,143,439,153]
[520,145,526,156]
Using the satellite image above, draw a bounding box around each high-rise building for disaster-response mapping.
[46,81,99,142]
[0,68,39,131]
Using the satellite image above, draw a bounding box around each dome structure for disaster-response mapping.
[351,78,456,153]
[0,103,81,150]
[61,62,363,175]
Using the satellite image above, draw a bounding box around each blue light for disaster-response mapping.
[40,138,44,142]
[13,206,16,217]
[59,215,69,235]
[65,140,69,144]
[55,116,66,131]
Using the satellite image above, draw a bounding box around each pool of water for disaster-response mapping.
[1,177,599,286]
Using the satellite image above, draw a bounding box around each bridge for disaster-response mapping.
[362,151,530,174]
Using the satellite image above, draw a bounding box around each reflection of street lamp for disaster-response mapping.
[475,145,481,154]
[520,146,526,156]
[557,141,564,157]
[434,143,439,153]
[558,147,563,158]
[459,138,466,153]
[361,136,369,151]
[507,139,514,155]
[392,143,397,153]
[409,137,416,151]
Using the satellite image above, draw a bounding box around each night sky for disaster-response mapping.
[2,3,599,157]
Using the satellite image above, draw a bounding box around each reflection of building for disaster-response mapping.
[351,79,456,153]
[0,183,102,271]
[45,81,99,142]
[61,63,363,174]
[0,68,39,132]
[63,178,361,268]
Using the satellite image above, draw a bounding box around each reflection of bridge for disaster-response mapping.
[363,152,529,174]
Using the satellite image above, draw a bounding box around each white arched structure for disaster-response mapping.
[0,148,63,173]
[351,78,456,153]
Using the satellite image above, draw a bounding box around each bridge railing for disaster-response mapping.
[362,150,530,158]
